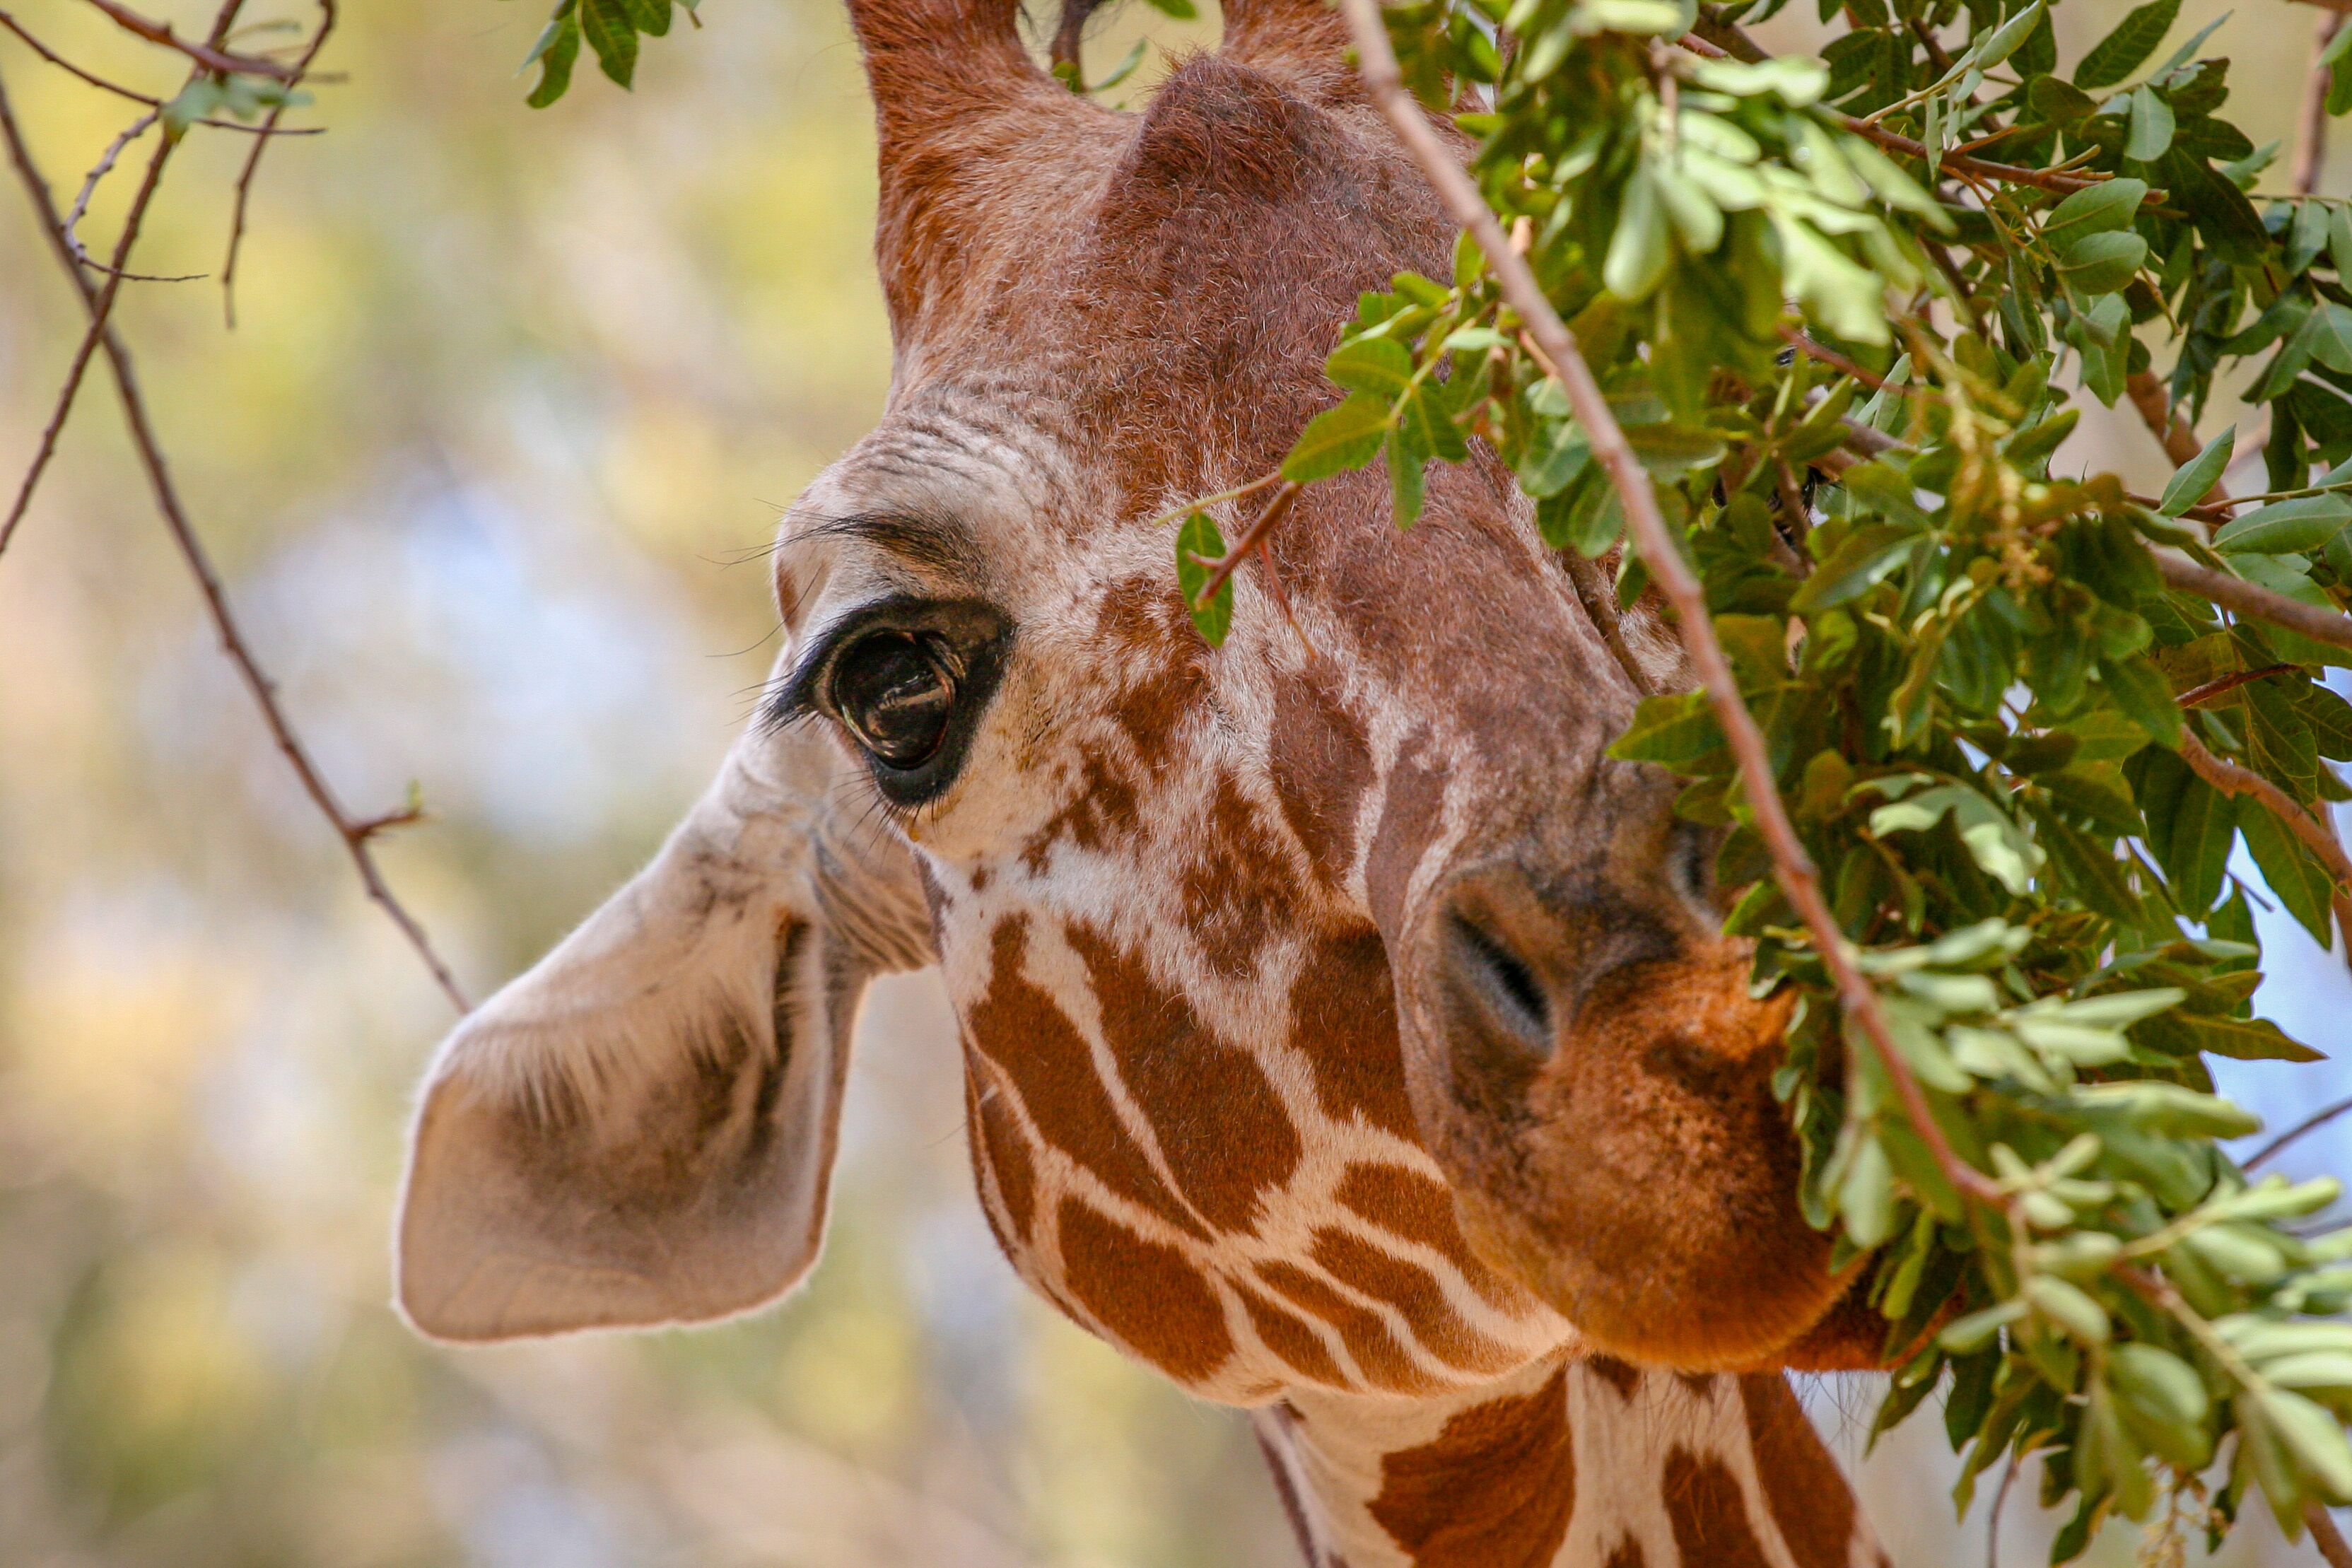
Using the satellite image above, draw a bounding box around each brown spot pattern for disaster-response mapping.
[1020,749,1141,876]
[963,918,1207,1241]
[1056,1196,1231,1385]
[1335,1162,1521,1310]
[1234,1281,1347,1386]
[1663,1449,1773,1568]
[966,1065,1036,1244]
[1256,1260,1427,1392]
[1364,730,1446,938]
[1605,1538,1647,1568]
[1068,923,1301,1234]
[1270,665,1374,886]
[1740,1374,1858,1568]
[1309,1228,1513,1373]
[1369,1365,1574,1567]
[1288,927,1420,1140]
[1178,775,1300,979]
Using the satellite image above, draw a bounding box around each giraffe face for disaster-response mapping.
[392,0,1867,1385]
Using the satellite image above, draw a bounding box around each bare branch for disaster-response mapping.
[0,63,469,1013]
[62,107,154,264]
[2176,664,2293,708]
[78,0,297,79]
[222,0,332,327]
[1193,480,1301,604]
[2147,546,2352,657]
[0,13,322,131]
[1,100,179,557]
[2180,731,2352,891]
[1342,0,2004,1211]
[2298,12,2346,197]
[2310,1507,2352,1568]
[2249,1094,2352,1171]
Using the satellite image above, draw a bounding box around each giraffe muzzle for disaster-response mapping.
[1403,856,1861,1371]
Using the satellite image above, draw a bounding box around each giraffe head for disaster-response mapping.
[394,0,1868,1386]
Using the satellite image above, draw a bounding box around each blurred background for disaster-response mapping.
[1,0,2349,1563]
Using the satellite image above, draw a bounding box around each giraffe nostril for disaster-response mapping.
[1446,913,1554,1051]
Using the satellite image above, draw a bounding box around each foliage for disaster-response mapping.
[1173,0,2352,1557]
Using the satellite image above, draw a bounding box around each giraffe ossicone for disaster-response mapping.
[394,2,1897,1561]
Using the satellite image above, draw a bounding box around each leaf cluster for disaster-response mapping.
[1176,0,2352,1554]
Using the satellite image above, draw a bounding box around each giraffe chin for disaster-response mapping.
[1411,936,1882,1374]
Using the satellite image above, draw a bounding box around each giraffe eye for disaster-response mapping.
[829,631,956,769]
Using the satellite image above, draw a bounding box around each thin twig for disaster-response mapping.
[0,63,469,1014]
[2147,547,2352,656]
[221,0,330,327]
[2297,12,2346,199]
[1779,324,1917,397]
[2310,1506,2352,1568]
[1343,0,2003,1213]
[1193,480,1301,604]
[2179,731,2352,891]
[62,107,152,262]
[78,0,296,78]
[1986,1454,2019,1568]
[0,10,317,130]
[0,12,320,136]
[0,97,178,557]
[2176,665,2293,708]
[2248,1094,2352,1170]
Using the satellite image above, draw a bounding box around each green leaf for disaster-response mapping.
[1282,392,1390,482]
[621,0,670,36]
[2213,494,2352,554]
[2059,230,2149,298]
[1975,0,2047,73]
[2168,1012,2326,1062]
[1608,690,1726,766]
[1386,426,1426,528]
[1174,512,1231,648]
[2100,655,2182,748]
[1604,167,1671,301]
[2240,794,2338,945]
[2330,204,2352,280]
[579,0,637,87]
[1519,420,1592,498]
[2311,303,2352,377]
[1091,36,1149,92]
[524,6,581,107]
[1791,523,1917,612]
[2074,0,2180,90]
[2158,424,2235,515]
[1326,337,1415,397]
[2125,85,2176,161]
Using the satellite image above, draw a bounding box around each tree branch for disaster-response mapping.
[2179,732,2352,891]
[2310,1506,2352,1568]
[0,100,178,556]
[1342,0,2003,1211]
[0,11,322,132]
[2298,12,2345,198]
[0,62,469,1013]
[221,0,330,327]
[77,0,297,79]
[2147,546,2352,656]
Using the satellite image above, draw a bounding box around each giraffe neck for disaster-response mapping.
[1251,1352,1885,1568]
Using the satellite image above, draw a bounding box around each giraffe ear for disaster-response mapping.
[394,728,932,1342]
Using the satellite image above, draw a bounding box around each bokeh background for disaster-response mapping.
[2,1,2350,1563]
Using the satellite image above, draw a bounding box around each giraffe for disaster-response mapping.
[393,2,1900,1562]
